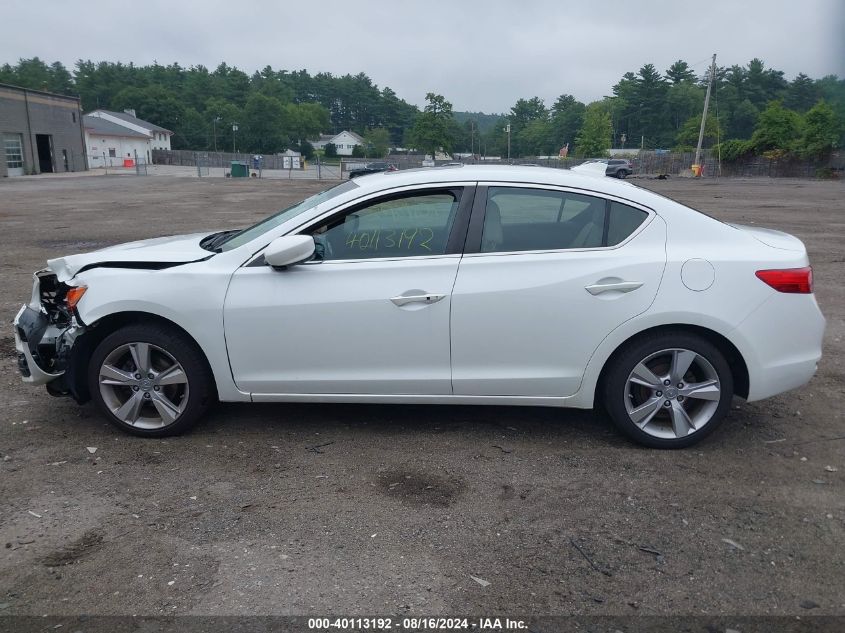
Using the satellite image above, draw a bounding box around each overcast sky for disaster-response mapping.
[3,0,844,112]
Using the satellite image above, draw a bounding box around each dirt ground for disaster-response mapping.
[0,173,843,622]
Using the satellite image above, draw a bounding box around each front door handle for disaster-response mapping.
[390,293,446,307]
[584,280,643,295]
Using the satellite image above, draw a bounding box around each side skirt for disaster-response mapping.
[245,392,589,409]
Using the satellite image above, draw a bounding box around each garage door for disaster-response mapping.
[4,134,24,176]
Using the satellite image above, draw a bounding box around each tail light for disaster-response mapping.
[755,267,813,293]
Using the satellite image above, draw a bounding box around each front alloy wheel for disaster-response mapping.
[88,323,215,436]
[98,342,189,429]
[603,332,733,448]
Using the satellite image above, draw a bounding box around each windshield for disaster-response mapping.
[217,180,360,251]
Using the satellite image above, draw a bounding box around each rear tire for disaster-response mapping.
[602,331,733,448]
[87,323,215,437]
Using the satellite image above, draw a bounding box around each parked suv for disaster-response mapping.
[606,159,633,178]
[348,162,398,179]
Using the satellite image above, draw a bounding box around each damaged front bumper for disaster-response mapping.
[13,272,85,388]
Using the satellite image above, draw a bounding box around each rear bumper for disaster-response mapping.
[731,293,826,402]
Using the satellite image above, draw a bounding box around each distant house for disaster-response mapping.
[309,134,335,151]
[83,109,173,165]
[84,115,152,166]
[308,130,366,156]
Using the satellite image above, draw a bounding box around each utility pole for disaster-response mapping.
[212,117,220,152]
[694,53,717,173]
[470,120,475,159]
[232,122,238,154]
[505,122,511,161]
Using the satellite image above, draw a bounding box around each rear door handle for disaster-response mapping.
[390,293,446,306]
[584,281,643,295]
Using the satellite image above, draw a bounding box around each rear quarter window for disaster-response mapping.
[607,201,648,245]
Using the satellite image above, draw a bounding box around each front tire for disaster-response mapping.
[602,331,733,448]
[87,323,215,437]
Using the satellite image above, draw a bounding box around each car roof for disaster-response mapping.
[351,164,644,200]
[227,164,706,255]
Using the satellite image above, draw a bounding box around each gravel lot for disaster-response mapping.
[0,173,843,621]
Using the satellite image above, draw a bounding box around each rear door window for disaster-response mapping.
[481,187,606,252]
[479,187,648,252]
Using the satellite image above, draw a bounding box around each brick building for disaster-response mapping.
[0,83,87,177]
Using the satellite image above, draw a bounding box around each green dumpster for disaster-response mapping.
[230,161,249,178]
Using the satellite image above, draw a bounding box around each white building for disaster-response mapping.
[308,130,366,156]
[309,134,335,151]
[84,115,152,166]
[84,109,173,166]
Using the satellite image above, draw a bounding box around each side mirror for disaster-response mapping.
[264,235,316,269]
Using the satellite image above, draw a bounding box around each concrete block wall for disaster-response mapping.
[0,84,87,176]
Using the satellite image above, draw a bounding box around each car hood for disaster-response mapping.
[47,232,214,282]
[728,223,805,252]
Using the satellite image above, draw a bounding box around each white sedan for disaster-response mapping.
[13,166,825,448]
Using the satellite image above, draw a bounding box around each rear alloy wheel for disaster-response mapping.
[88,324,215,436]
[603,333,733,448]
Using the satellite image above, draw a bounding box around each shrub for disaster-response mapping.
[814,167,837,179]
[799,100,842,159]
[761,148,789,160]
[749,101,802,153]
[299,140,315,160]
[715,139,754,162]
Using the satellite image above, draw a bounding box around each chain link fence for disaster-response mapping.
[150,148,841,180]
[153,149,343,179]
[85,150,148,175]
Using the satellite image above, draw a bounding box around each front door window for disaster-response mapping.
[308,190,461,260]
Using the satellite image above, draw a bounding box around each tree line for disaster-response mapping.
[0,58,418,156]
[1,57,842,160]
[469,59,843,161]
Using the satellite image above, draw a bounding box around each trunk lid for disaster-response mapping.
[728,223,806,252]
